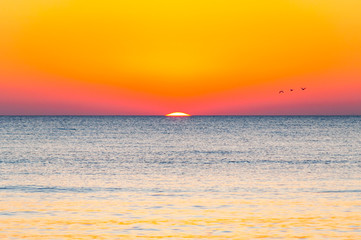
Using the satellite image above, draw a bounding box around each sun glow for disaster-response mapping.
[166,112,191,117]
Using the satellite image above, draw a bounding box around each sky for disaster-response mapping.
[1,0,360,115]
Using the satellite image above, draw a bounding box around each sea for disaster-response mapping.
[0,116,360,239]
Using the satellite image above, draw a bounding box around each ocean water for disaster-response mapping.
[0,116,360,239]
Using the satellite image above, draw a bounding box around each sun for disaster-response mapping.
[165,112,191,117]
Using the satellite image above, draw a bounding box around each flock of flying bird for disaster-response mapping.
[279,87,306,94]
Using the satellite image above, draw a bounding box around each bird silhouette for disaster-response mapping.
[279,90,284,94]
[290,89,294,91]
[301,88,306,90]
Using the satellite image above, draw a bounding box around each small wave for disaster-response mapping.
[0,185,96,193]
[227,160,251,164]
[319,190,361,193]
[0,185,192,194]
[57,127,77,131]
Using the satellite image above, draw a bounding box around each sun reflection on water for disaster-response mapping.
[1,192,361,239]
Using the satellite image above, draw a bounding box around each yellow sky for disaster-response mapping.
[1,0,361,114]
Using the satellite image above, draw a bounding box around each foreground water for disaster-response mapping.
[0,116,360,239]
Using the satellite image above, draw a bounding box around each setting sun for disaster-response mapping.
[166,112,191,117]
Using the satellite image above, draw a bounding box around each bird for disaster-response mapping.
[279,90,284,94]
[290,89,294,92]
[301,87,306,90]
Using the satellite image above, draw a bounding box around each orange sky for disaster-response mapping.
[1,0,360,115]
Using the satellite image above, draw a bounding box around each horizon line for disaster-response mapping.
[0,114,360,117]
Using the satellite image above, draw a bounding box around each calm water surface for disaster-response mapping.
[0,116,360,239]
